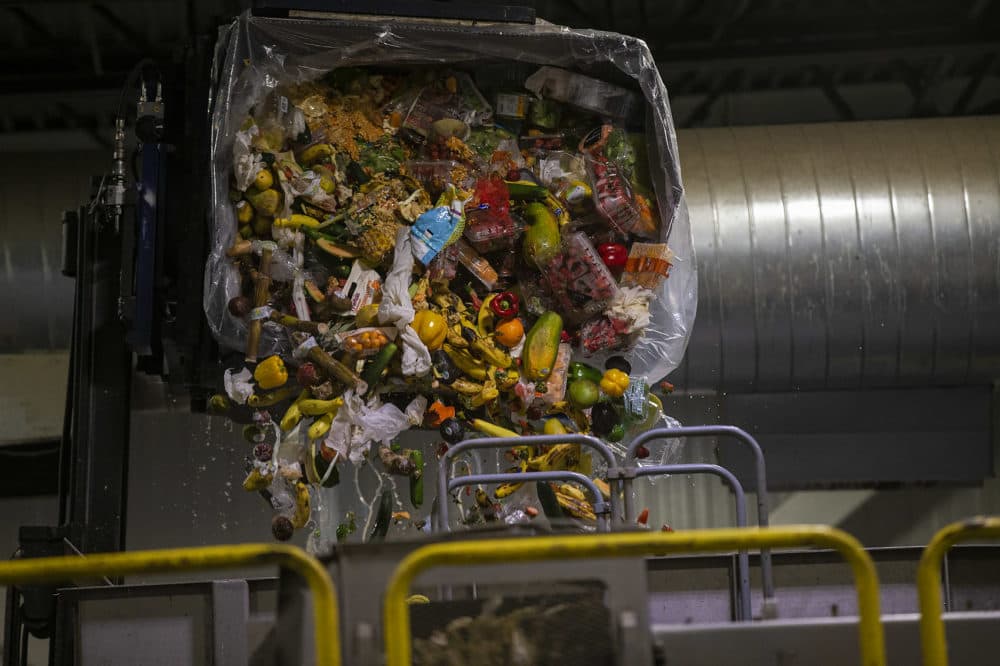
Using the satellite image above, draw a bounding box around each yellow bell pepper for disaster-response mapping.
[411,309,447,351]
[254,355,288,390]
[599,368,629,398]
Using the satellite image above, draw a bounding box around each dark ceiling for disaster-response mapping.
[1,0,998,143]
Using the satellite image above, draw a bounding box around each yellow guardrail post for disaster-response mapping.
[0,543,339,666]
[384,526,885,666]
[918,516,1000,666]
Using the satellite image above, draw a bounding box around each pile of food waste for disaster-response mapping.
[208,65,677,543]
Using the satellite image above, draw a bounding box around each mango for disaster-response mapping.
[522,311,562,381]
[521,202,561,267]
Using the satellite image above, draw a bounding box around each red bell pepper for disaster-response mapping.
[490,291,519,319]
[597,242,628,271]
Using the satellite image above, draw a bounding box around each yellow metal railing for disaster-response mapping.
[918,516,1000,666]
[0,543,339,666]
[384,525,886,666]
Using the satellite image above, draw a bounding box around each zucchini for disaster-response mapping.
[369,490,393,542]
[362,343,399,395]
[409,449,424,508]
[505,180,548,201]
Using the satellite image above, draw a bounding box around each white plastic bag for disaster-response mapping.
[377,227,432,376]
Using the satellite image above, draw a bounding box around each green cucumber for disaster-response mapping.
[369,490,393,542]
[362,343,399,395]
[505,180,548,201]
[409,449,424,508]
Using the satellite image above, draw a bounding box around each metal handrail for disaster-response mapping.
[439,434,620,529]
[0,544,340,666]
[918,516,1000,666]
[444,470,610,531]
[624,425,775,613]
[628,463,751,621]
[383,526,885,666]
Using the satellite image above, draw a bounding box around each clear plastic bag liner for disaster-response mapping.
[206,12,697,382]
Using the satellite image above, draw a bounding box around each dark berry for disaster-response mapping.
[228,295,252,317]
[254,442,273,462]
[635,445,650,459]
[271,515,294,541]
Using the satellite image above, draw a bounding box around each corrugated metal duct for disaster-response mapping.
[674,116,1000,392]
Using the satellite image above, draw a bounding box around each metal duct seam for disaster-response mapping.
[675,116,1000,391]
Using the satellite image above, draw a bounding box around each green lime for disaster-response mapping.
[568,378,600,409]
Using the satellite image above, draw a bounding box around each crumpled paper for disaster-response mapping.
[378,227,432,376]
[223,367,254,404]
[324,391,428,465]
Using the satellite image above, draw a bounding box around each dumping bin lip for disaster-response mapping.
[383,525,886,666]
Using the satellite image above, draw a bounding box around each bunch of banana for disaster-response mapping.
[444,320,470,349]
[430,289,468,315]
[469,375,499,408]
[470,336,512,368]
[443,343,488,381]
[554,484,596,521]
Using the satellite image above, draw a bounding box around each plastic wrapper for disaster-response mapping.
[206,12,697,543]
[207,12,695,379]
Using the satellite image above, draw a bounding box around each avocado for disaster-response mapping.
[521,202,561,267]
[522,311,563,381]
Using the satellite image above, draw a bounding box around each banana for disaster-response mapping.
[308,412,334,440]
[242,467,273,492]
[298,398,344,417]
[528,444,579,472]
[544,191,571,226]
[273,214,321,229]
[290,481,311,528]
[445,324,469,349]
[471,337,512,368]
[279,390,311,432]
[494,482,524,499]
[444,344,488,381]
[495,460,528,498]
[299,143,333,165]
[477,294,496,337]
[451,377,485,396]
[554,491,596,521]
[593,478,611,500]
[470,419,519,438]
[470,383,499,408]
[247,386,298,408]
[559,483,587,501]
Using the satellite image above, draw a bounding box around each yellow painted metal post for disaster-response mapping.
[918,517,1000,666]
[384,526,885,666]
[0,543,339,666]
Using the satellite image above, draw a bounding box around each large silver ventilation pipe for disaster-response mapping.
[674,116,1000,392]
